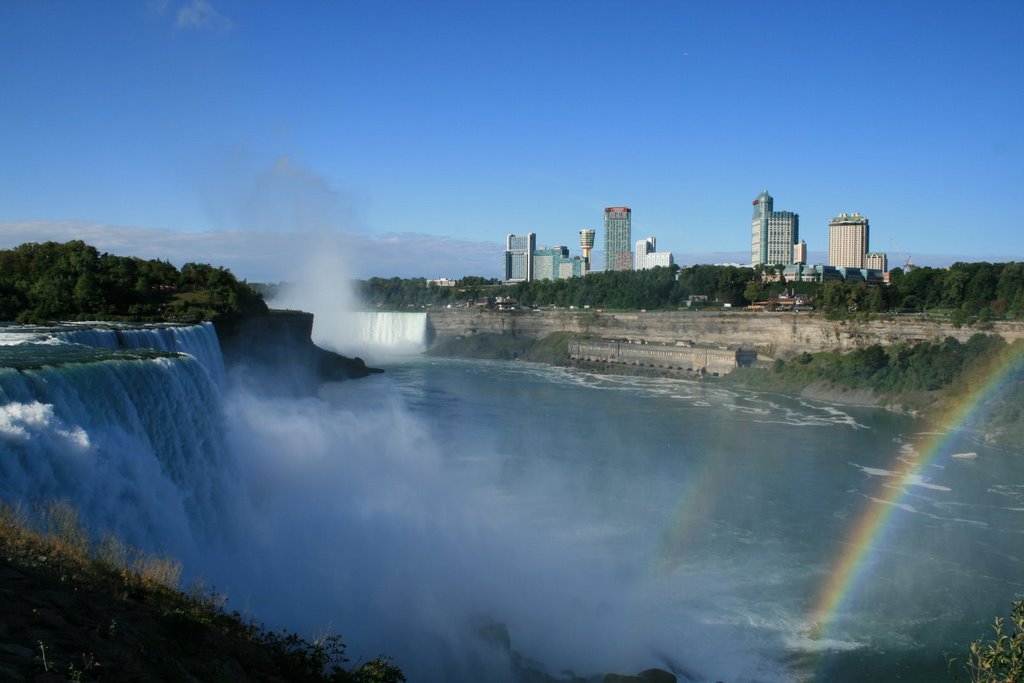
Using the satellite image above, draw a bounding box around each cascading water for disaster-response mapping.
[0,321,236,563]
[313,311,428,358]
[54,322,226,384]
[0,350,232,560]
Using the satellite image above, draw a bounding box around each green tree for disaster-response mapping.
[744,280,765,304]
[821,281,848,313]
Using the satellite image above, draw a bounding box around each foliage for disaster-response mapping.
[738,334,1010,395]
[0,240,267,323]
[730,336,1024,447]
[0,499,404,682]
[354,265,763,311]
[345,261,1024,318]
[951,601,1024,682]
[883,262,1024,318]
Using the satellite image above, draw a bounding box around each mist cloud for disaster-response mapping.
[239,155,356,234]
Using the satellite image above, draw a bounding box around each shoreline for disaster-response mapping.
[425,332,1022,448]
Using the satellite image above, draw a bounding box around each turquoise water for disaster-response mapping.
[358,357,1024,681]
[2,327,1021,681]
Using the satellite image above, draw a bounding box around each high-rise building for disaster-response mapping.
[533,246,567,281]
[828,212,869,268]
[534,246,584,280]
[751,191,799,266]
[558,256,585,279]
[865,251,888,272]
[579,229,595,272]
[634,236,674,270]
[504,233,535,282]
[604,207,632,271]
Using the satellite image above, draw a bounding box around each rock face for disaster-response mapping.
[427,309,1024,359]
[215,309,382,392]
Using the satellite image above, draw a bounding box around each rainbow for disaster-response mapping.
[804,337,1024,640]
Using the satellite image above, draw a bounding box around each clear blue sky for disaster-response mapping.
[2,0,1022,280]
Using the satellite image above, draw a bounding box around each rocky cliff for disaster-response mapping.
[426,309,1024,359]
[215,309,382,392]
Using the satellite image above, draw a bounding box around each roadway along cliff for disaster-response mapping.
[425,309,1024,359]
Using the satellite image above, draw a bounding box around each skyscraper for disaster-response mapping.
[828,212,869,269]
[603,207,632,271]
[579,229,595,272]
[751,191,799,266]
[504,233,535,282]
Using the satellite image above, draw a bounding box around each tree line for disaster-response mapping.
[6,241,1018,323]
[0,241,267,323]
[355,261,1024,319]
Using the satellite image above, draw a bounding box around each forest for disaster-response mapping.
[0,241,267,323]
[355,261,1024,320]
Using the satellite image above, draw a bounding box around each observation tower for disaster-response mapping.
[579,228,595,272]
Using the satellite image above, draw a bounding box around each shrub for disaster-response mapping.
[952,601,1024,682]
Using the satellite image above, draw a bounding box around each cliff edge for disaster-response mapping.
[215,309,382,392]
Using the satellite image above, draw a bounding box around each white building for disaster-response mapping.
[865,251,888,272]
[634,236,674,270]
[828,212,869,268]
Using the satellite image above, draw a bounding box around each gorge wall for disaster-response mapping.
[215,309,382,391]
[426,309,1024,359]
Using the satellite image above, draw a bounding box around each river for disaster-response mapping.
[2,316,1022,681]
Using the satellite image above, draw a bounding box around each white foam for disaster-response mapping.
[0,401,89,448]
[852,464,952,492]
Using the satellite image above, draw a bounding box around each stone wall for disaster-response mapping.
[569,339,751,375]
[426,309,1024,359]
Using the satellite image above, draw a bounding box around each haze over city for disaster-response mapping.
[2,1,1022,281]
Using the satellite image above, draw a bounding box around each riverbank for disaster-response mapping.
[427,329,1024,449]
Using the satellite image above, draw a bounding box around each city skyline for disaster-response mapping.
[1,2,1022,281]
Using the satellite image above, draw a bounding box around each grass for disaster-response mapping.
[0,499,404,682]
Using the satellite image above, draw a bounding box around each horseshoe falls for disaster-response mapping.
[2,321,1023,682]
[308,311,429,358]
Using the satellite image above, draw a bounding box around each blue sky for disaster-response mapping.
[1,0,1022,280]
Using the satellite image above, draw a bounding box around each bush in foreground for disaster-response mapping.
[951,601,1024,682]
[0,500,404,682]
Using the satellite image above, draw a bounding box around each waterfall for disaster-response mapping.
[323,311,428,356]
[55,322,225,384]
[0,322,233,557]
